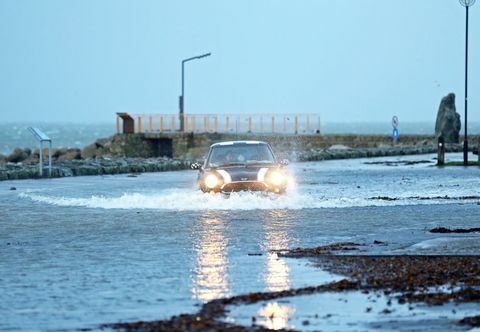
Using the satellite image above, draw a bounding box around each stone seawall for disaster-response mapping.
[0,158,192,181]
[296,144,464,162]
[172,133,437,158]
[83,133,446,159]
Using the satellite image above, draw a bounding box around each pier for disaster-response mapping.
[115,112,322,158]
[116,113,321,135]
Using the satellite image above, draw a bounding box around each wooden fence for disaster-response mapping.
[116,113,321,135]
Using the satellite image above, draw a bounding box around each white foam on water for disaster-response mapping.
[17,189,478,211]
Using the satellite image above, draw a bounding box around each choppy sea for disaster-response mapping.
[0,122,116,155]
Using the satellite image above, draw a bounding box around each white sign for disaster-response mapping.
[28,127,51,142]
[392,116,399,128]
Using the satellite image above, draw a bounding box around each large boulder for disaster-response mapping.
[435,93,461,143]
[81,143,98,159]
[81,138,112,159]
[57,148,82,161]
[7,148,31,163]
[31,148,52,163]
[53,148,68,158]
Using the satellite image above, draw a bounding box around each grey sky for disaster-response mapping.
[0,0,479,124]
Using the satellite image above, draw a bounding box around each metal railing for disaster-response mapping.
[116,113,321,135]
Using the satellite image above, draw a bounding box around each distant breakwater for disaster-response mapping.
[0,157,192,181]
[295,144,464,162]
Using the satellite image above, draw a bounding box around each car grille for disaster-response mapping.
[221,181,268,192]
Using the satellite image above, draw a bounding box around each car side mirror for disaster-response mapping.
[191,162,202,170]
[280,159,289,166]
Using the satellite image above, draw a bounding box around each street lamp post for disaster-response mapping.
[460,0,475,165]
[179,52,211,132]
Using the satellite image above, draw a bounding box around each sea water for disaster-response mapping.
[1,153,480,330]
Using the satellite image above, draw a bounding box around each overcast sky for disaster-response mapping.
[0,0,479,124]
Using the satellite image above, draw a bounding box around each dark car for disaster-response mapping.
[191,141,289,194]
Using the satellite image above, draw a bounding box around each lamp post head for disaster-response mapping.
[460,0,475,7]
[182,52,212,64]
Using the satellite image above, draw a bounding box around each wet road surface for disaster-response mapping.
[1,153,479,331]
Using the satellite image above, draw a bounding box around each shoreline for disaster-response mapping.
[0,144,469,181]
[104,242,480,331]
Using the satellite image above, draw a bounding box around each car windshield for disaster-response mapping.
[207,144,275,168]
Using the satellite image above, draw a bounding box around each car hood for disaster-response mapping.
[214,166,272,182]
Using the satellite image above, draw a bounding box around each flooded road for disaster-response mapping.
[1,153,480,331]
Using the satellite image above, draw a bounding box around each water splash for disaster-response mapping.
[18,188,478,211]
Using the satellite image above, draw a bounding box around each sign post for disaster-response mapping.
[392,116,399,145]
[28,127,52,177]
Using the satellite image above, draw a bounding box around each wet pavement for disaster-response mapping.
[1,153,480,331]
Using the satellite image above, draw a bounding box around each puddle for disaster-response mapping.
[255,254,343,292]
[223,289,479,331]
[191,252,343,303]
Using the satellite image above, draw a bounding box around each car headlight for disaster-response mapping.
[204,174,220,189]
[268,171,285,186]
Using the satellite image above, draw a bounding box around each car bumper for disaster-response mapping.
[202,181,286,193]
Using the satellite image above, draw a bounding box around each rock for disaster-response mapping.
[17,168,38,179]
[95,137,111,149]
[328,144,351,150]
[81,143,98,159]
[6,148,31,163]
[474,146,479,155]
[78,137,117,159]
[435,93,461,143]
[75,166,101,176]
[459,315,480,327]
[9,187,16,190]
[31,147,51,163]
[58,148,82,161]
[52,148,68,159]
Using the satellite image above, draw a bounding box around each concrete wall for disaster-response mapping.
[85,133,480,159]
[147,133,438,158]
[170,133,439,157]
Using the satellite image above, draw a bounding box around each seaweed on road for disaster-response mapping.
[104,243,480,331]
[430,226,480,233]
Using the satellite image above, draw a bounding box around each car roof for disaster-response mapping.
[210,140,268,147]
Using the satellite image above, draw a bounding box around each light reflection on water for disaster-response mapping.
[191,212,230,302]
[263,211,292,292]
[257,302,295,330]
[258,210,295,330]
[190,209,297,329]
